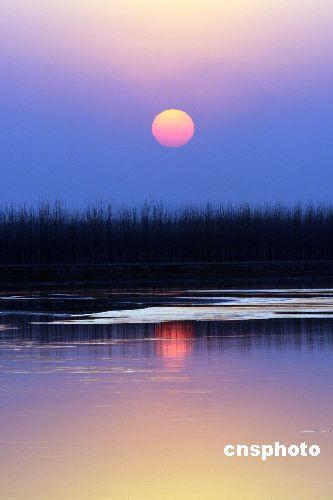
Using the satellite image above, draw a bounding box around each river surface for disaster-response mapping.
[0,286,332,499]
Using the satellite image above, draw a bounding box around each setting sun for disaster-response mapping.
[152,109,195,148]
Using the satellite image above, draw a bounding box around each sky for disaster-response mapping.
[1,0,333,206]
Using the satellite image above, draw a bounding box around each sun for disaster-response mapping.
[152,109,195,148]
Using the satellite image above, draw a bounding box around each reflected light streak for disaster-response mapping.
[155,322,193,369]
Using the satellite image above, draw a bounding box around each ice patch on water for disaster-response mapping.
[299,429,332,433]
[40,303,333,325]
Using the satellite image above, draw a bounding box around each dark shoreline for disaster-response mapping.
[0,260,333,286]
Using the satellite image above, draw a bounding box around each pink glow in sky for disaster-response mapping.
[2,0,332,117]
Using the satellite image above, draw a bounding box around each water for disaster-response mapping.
[0,287,332,499]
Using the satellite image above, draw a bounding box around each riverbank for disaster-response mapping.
[0,260,332,285]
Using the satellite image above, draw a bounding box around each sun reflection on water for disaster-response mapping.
[155,322,193,370]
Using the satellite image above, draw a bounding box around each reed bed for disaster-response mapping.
[0,203,332,264]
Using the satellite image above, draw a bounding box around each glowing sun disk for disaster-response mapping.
[152,109,195,148]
